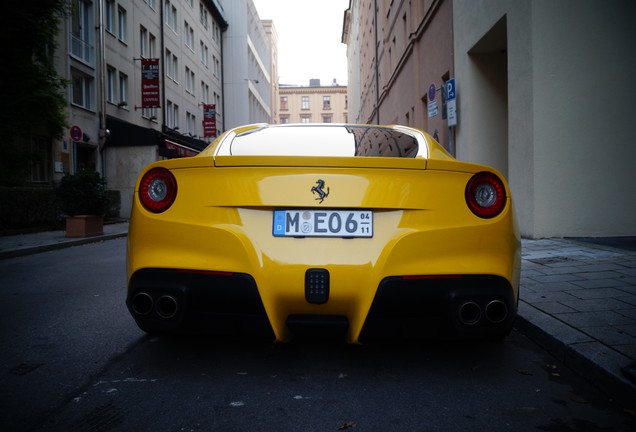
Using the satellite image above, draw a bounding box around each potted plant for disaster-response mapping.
[56,170,109,237]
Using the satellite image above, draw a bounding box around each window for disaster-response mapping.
[119,72,128,105]
[186,112,196,136]
[300,115,311,123]
[185,66,195,95]
[70,0,94,64]
[140,26,148,57]
[200,3,208,29]
[201,81,209,103]
[106,66,116,103]
[213,56,220,77]
[71,68,93,109]
[165,49,173,78]
[145,0,156,9]
[301,96,309,110]
[30,136,51,183]
[200,41,208,66]
[165,50,178,82]
[166,101,174,128]
[280,116,289,124]
[105,0,114,32]
[117,6,127,42]
[165,1,177,32]
[167,101,179,129]
[184,22,194,49]
[280,96,288,110]
[323,96,331,110]
[322,115,332,123]
[149,33,157,58]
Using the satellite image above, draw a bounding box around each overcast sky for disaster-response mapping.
[251,0,350,86]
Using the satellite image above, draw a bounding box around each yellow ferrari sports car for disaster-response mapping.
[126,124,520,342]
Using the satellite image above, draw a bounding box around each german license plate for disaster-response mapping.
[273,209,373,237]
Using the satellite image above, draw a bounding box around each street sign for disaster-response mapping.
[446,78,457,126]
[70,125,82,142]
[427,100,438,118]
[446,79,456,101]
[428,83,437,101]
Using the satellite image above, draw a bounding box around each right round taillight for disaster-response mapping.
[139,167,177,213]
[465,172,507,218]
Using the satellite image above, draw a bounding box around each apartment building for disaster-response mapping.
[220,0,276,129]
[278,80,348,124]
[342,0,454,148]
[344,0,636,238]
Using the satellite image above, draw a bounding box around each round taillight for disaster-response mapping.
[139,167,177,213]
[465,172,507,218]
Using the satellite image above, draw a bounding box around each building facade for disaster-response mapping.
[453,0,636,238]
[278,80,348,124]
[220,0,276,129]
[54,0,230,217]
[344,0,636,238]
[342,0,454,151]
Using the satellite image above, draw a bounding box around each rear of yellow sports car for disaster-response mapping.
[126,125,520,342]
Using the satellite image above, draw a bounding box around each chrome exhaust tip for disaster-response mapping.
[485,300,508,324]
[131,292,154,316]
[458,301,482,326]
[156,295,179,319]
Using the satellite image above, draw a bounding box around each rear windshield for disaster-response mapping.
[224,125,419,158]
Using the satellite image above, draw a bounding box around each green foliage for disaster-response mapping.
[0,1,70,185]
[57,170,110,216]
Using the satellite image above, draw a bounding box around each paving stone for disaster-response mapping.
[570,278,629,289]
[579,271,626,280]
[617,296,636,307]
[555,310,636,328]
[534,302,578,314]
[615,344,636,359]
[564,287,629,300]
[579,326,636,346]
[529,274,586,283]
[560,298,633,313]
[523,291,578,303]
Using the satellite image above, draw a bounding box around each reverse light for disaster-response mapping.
[139,167,177,213]
[465,172,507,218]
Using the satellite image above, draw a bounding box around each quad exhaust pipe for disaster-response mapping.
[485,300,508,324]
[458,299,509,326]
[131,292,179,319]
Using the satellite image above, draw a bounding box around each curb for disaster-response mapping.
[0,232,128,260]
[515,300,636,408]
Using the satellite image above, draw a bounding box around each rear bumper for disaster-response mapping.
[127,268,516,341]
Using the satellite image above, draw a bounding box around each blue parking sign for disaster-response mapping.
[446,79,456,101]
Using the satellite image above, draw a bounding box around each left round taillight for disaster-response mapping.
[139,167,177,213]
[465,172,507,218]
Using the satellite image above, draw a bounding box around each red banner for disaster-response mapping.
[203,104,217,137]
[141,59,160,108]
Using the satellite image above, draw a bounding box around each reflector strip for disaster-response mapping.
[175,269,234,277]
[401,275,462,280]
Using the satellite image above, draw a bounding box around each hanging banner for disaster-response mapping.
[141,58,160,108]
[203,104,217,137]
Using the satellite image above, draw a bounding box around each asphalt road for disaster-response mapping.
[0,238,634,431]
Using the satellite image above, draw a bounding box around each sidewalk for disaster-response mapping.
[0,226,634,404]
[0,222,129,259]
[515,237,636,406]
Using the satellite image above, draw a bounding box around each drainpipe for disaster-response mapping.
[374,0,380,124]
[160,0,166,132]
[98,0,107,176]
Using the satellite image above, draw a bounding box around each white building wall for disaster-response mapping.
[220,0,272,128]
[454,0,636,238]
